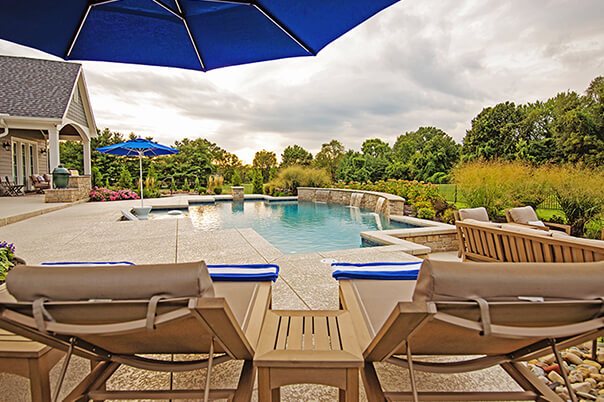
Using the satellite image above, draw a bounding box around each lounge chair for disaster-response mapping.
[0,261,276,401]
[337,259,604,402]
[29,175,50,193]
[456,219,604,262]
[505,206,571,235]
[453,207,492,257]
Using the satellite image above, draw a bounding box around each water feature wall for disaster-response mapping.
[298,188,405,217]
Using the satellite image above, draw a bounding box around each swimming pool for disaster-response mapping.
[151,200,419,254]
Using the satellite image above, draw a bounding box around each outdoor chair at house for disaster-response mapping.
[29,175,50,193]
[505,206,571,235]
[2,176,24,196]
[337,259,604,402]
[455,219,604,262]
[0,261,276,401]
[453,207,493,257]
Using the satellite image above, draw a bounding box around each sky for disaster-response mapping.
[1,0,603,164]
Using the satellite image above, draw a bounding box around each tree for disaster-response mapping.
[281,145,313,167]
[390,127,460,182]
[118,165,132,189]
[214,150,242,183]
[337,150,370,182]
[361,138,392,159]
[252,169,264,194]
[313,139,345,180]
[157,138,215,186]
[461,102,523,161]
[231,169,241,186]
[253,150,277,182]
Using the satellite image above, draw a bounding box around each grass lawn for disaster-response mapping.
[222,183,254,194]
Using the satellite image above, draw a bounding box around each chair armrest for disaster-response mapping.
[543,222,571,235]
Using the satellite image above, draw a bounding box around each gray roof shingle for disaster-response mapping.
[0,55,81,119]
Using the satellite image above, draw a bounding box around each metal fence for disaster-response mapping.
[436,184,561,210]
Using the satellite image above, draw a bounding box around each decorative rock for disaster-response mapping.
[538,375,551,385]
[598,352,604,364]
[546,364,562,375]
[555,386,569,399]
[549,370,564,384]
[566,352,585,365]
[569,348,585,358]
[529,364,546,377]
[542,354,556,365]
[599,388,604,394]
[576,390,597,400]
[586,378,597,387]
[571,381,593,393]
[585,360,603,370]
[578,364,599,376]
[592,374,604,382]
[569,370,584,383]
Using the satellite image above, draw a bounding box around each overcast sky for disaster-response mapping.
[1,0,603,163]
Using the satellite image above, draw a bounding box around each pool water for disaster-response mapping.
[154,200,418,254]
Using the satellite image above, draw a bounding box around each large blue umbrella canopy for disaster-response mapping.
[96,138,178,207]
[0,0,400,71]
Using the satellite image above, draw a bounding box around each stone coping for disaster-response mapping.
[297,187,405,201]
[360,216,457,255]
[145,194,298,210]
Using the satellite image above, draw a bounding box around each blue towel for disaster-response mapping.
[41,261,135,266]
[331,261,422,280]
[207,264,279,282]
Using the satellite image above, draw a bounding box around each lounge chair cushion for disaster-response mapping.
[7,260,215,301]
[331,261,422,280]
[463,219,502,228]
[412,259,604,304]
[458,207,489,222]
[509,206,539,224]
[501,223,552,236]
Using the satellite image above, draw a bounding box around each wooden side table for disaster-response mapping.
[0,328,64,402]
[254,310,363,402]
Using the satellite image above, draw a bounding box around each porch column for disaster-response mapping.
[82,137,91,175]
[48,125,60,171]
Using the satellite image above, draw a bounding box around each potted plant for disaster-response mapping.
[1,242,25,286]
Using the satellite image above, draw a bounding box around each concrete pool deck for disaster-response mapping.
[0,196,520,401]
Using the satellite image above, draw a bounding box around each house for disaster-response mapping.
[0,55,97,191]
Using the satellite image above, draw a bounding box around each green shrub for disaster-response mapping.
[441,208,456,224]
[117,165,132,189]
[232,169,242,186]
[213,186,222,195]
[266,166,331,195]
[545,165,604,236]
[182,178,190,192]
[194,177,200,193]
[252,170,264,194]
[417,207,436,220]
[170,177,176,192]
[91,166,102,187]
[198,186,207,194]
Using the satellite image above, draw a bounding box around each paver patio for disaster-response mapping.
[0,196,520,401]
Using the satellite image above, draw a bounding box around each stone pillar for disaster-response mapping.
[48,125,60,172]
[82,137,91,175]
[231,186,244,201]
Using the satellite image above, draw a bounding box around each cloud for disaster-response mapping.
[2,0,603,163]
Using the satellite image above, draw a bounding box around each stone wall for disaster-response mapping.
[297,187,405,217]
[45,175,91,203]
[395,233,459,252]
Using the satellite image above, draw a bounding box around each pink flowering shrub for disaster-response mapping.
[89,187,140,202]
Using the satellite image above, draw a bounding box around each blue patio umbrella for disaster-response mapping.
[96,138,178,207]
[0,0,400,71]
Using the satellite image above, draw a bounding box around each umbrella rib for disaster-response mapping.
[160,0,206,71]
[66,0,121,58]
[251,2,316,55]
[206,0,315,55]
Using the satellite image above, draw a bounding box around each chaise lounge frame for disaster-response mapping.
[456,220,604,262]
[339,260,604,402]
[0,262,272,401]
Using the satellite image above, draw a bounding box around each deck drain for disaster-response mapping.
[320,258,337,264]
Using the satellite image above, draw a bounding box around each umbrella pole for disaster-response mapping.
[139,153,144,208]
